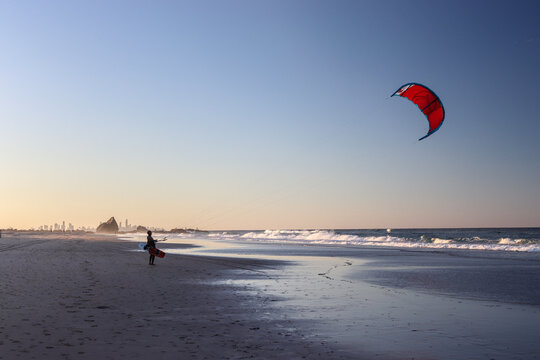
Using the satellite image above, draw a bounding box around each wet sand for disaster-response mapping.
[170,239,540,360]
[0,232,353,359]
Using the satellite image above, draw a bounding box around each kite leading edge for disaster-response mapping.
[391,83,445,141]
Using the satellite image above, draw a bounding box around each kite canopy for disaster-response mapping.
[391,83,445,141]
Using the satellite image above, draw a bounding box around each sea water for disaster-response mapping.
[192,227,540,252]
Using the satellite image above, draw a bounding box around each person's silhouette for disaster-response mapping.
[146,230,156,265]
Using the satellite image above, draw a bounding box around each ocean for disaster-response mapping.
[197,227,540,252]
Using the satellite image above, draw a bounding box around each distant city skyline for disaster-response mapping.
[30,218,136,232]
[17,217,192,232]
[1,1,539,230]
[38,222,86,232]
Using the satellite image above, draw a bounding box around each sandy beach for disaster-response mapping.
[2,232,540,359]
[0,232,352,359]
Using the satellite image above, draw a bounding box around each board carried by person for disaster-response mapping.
[138,243,166,259]
[148,247,165,258]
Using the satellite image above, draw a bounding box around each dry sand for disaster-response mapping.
[0,232,354,359]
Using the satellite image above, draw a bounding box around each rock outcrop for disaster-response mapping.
[136,225,148,233]
[96,217,119,234]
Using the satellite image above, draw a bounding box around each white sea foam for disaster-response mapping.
[240,230,360,243]
[432,238,453,244]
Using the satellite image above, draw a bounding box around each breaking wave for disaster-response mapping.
[199,229,540,252]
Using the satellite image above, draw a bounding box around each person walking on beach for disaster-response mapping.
[146,230,156,265]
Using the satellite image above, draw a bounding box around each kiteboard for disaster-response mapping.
[138,243,166,258]
[149,247,166,258]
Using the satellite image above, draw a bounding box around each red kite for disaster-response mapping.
[392,83,445,140]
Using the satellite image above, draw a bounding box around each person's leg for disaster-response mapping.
[149,254,152,265]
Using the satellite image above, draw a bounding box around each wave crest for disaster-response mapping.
[205,229,540,252]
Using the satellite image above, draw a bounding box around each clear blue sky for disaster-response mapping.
[1,0,539,229]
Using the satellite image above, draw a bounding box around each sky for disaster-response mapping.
[1,0,539,230]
